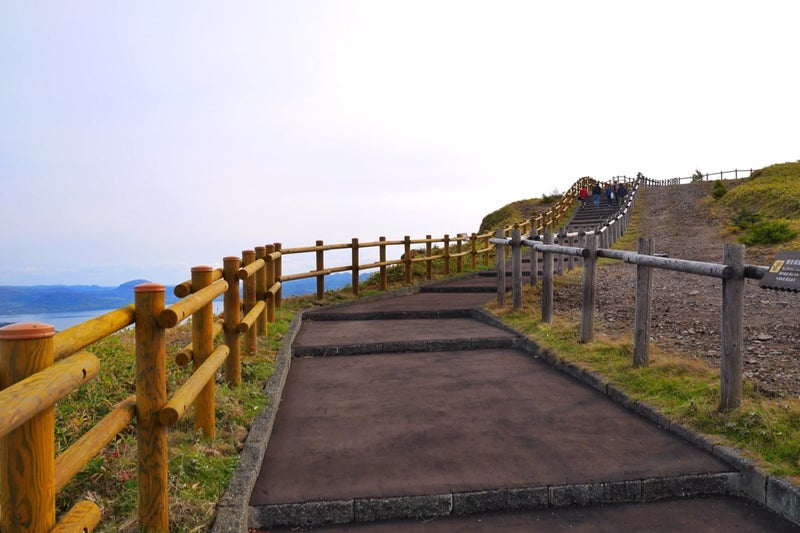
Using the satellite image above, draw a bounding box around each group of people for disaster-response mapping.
[578,181,627,208]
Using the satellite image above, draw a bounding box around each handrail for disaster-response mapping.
[491,181,762,411]
[640,168,753,186]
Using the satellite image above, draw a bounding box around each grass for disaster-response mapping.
[716,161,800,249]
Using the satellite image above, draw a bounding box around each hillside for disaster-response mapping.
[478,194,560,233]
[560,164,800,398]
[0,272,370,315]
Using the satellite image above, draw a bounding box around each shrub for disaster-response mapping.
[711,180,727,200]
[540,188,561,203]
[731,207,764,229]
[741,220,798,245]
[691,169,705,182]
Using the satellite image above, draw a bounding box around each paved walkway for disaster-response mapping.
[220,271,799,532]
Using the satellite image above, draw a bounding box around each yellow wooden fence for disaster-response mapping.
[0,175,595,531]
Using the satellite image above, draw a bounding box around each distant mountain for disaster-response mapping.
[0,272,370,315]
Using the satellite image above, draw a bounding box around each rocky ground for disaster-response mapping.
[557,181,800,399]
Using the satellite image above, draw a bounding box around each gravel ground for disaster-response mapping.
[557,181,800,399]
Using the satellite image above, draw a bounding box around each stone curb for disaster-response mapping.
[291,336,519,357]
[210,312,303,533]
[249,473,741,529]
[303,309,474,321]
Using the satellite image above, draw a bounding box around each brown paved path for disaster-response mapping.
[243,274,800,532]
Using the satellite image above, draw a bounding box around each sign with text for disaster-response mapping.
[760,250,800,292]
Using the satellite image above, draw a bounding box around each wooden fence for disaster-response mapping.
[0,166,758,530]
[492,175,770,411]
[0,172,609,531]
[640,168,753,186]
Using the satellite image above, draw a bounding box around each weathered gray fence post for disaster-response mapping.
[495,229,506,306]
[720,243,745,410]
[555,232,564,275]
[529,229,538,286]
[633,237,654,367]
[511,229,522,310]
[580,233,598,343]
[542,228,554,324]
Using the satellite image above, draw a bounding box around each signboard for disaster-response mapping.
[759,250,800,292]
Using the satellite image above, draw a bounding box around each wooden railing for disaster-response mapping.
[492,176,769,411]
[640,168,753,186]
[0,170,637,531]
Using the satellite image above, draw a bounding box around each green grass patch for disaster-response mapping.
[717,162,800,249]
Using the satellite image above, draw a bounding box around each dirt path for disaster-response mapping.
[560,182,800,398]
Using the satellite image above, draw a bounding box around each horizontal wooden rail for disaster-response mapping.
[238,300,267,333]
[53,305,135,362]
[159,344,230,426]
[597,249,732,279]
[173,268,224,297]
[54,395,136,492]
[51,500,101,533]
[158,279,228,328]
[238,258,266,280]
[0,351,99,439]
[176,319,224,366]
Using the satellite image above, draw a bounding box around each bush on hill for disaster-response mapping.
[716,162,800,247]
[478,197,558,234]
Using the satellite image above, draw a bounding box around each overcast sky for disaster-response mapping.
[2,1,798,287]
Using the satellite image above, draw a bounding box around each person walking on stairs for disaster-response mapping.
[592,183,602,207]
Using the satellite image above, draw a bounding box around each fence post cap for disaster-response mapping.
[0,322,55,340]
[134,282,165,293]
[191,265,214,272]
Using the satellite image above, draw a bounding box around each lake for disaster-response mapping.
[0,302,225,332]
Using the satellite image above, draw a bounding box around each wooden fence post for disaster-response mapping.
[542,229,554,324]
[134,283,169,532]
[379,237,388,291]
[223,256,241,386]
[555,233,563,276]
[580,234,598,343]
[242,250,257,355]
[470,233,478,270]
[191,266,216,439]
[265,245,276,323]
[456,236,463,273]
[495,229,506,306]
[426,236,433,280]
[529,229,538,287]
[403,236,412,285]
[444,234,451,276]
[511,229,522,310]
[351,238,360,296]
[633,238,654,367]
[273,242,283,308]
[720,243,745,410]
[255,246,268,336]
[483,234,491,266]
[316,240,325,300]
[0,322,57,532]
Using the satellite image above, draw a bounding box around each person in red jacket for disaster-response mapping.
[579,185,589,208]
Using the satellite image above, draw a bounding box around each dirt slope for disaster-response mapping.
[560,182,800,398]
